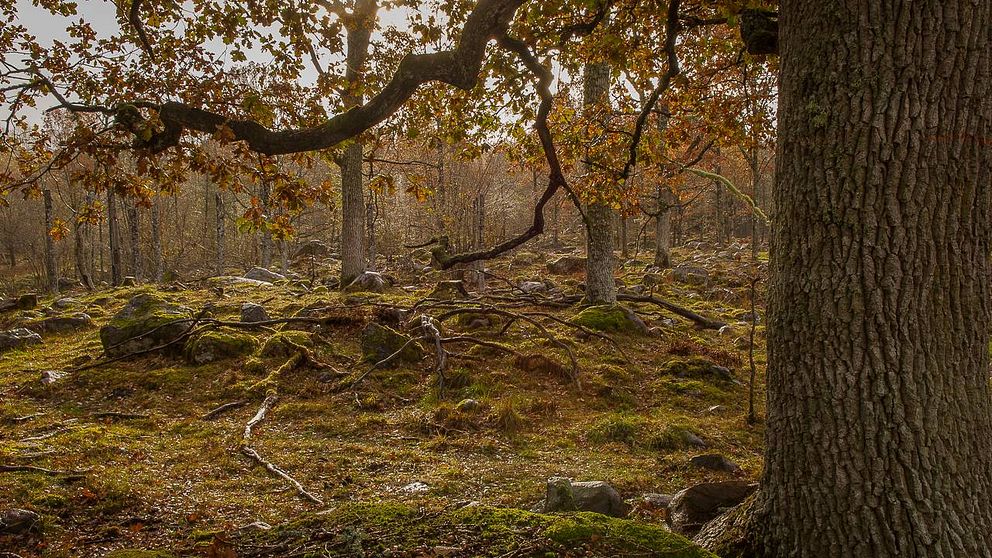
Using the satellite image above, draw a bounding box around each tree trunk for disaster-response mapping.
[739,2,992,556]
[259,179,273,268]
[366,186,378,270]
[582,61,616,305]
[654,185,674,269]
[150,197,163,281]
[42,189,58,294]
[107,188,122,286]
[127,200,141,280]
[215,190,225,276]
[338,0,377,286]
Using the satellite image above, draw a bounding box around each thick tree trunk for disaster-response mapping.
[107,188,122,286]
[582,61,616,305]
[741,2,992,556]
[338,0,377,286]
[42,189,58,294]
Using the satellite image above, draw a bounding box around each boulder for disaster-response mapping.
[668,481,757,537]
[51,297,80,310]
[121,275,138,287]
[26,312,94,334]
[689,454,742,474]
[456,398,481,413]
[663,357,736,383]
[571,305,649,334]
[99,293,193,357]
[360,323,423,365]
[244,267,286,283]
[519,281,547,294]
[428,280,469,300]
[260,331,314,358]
[0,508,41,535]
[41,370,66,385]
[57,277,80,290]
[292,239,331,260]
[184,331,259,364]
[547,255,586,275]
[344,271,389,293]
[542,477,630,518]
[672,265,709,286]
[240,303,271,323]
[0,328,42,353]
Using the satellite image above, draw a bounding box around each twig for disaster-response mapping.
[348,336,426,389]
[91,412,149,420]
[240,447,323,504]
[0,464,89,478]
[243,394,278,442]
[201,399,250,420]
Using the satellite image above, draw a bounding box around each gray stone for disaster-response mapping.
[51,297,80,309]
[668,481,757,537]
[0,508,41,535]
[27,312,94,334]
[99,293,193,357]
[0,328,42,353]
[672,265,709,286]
[344,271,389,293]
[244,267,286,283]
[542,477,630,518]
[519,281,547,294]
[41,370,66,385]
[547,255,586,275]
[240,302,270,323]
[689,453,742,474]
[292,239,331,260]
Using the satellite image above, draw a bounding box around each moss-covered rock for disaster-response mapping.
[360,323,423,365]
[662,357,736,384]
[571,305,647,334]
[184,331,258,364]
[237,502,715,557]
[99,293,193,357]
[259,331,314,358]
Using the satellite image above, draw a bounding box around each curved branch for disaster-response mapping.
[99,0,526,154]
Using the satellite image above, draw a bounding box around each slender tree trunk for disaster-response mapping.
[338,0,377,286]
[42,189,58,294]
[127,200,141,280]
[259,179,273,268]
[473,192,486,291]
[654,185,674,269]
[107,188,122,286]
[150,198,163,281]
[582,61,616,305]
[366,187,377,270]
[215,190,225,276]
[713,2,992,556]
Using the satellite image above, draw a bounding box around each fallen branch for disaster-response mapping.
[201,400,250,420]
[0,464,89,479]
[243,394,278,442]
[240,447,323,504]
[615,293,727,330]
[91,412,149,420]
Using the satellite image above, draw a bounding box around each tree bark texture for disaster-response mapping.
[582,61,617,305]
[748,2,992,556]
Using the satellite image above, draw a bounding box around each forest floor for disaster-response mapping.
[0,245,767,558]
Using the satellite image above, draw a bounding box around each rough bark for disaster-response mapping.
[654,186,674,269]
[126,200,141,280]
[215,190,225,276]
[107,188,122,286]
[150,198,163,282]
[42,189,58,294]
[338,0,377,286]
[738,2,992,556]
[582,61,616,305]
[259,179,273,268]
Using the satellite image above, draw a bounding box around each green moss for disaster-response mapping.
[248,503,714,557]
[571,304,644,334]
[648,423,704,451]
[662,357,735,383]
[259,331,314,358]
[587,413,646,446]
[184,331,258,364]
[360,323,423,364]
